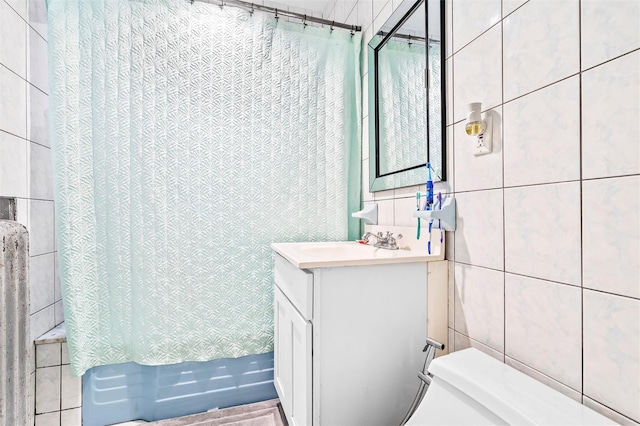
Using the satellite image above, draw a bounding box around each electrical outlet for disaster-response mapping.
[473,115,493,156]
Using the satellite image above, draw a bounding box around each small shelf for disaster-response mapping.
[352,203,378,225]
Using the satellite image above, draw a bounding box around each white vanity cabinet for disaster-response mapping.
[273,256,314,426]
[272,248,448,426]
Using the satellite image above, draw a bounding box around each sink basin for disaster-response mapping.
[271,239,441,269]
[301,244,399,259]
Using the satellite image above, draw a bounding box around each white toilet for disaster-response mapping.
[406,348,616,425]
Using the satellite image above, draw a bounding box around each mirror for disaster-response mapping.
[368,0,446,191]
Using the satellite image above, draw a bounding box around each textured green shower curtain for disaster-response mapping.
[48,0,361,376]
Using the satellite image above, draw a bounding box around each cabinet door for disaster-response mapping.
[274,287,312,426]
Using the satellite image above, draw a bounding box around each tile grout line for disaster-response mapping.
[447,174,640,195]
[450,45,640,126]
[500,1,507,366]
[581,46,640,74]
[452,261,640,301]
[457,178,580,193]
[578,0,585,400]
[3,0,48,43]
[0,63,49,97]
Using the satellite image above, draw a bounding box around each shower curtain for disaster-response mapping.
[48,0,361,376]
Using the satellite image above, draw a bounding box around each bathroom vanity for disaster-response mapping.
[271,226,447,426]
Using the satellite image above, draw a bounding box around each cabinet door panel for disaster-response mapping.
[274,287,292,410]
[274,287,312,426]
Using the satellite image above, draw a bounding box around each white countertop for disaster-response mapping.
[271,240,442,269]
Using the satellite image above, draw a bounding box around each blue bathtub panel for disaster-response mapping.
[82,352,277,426]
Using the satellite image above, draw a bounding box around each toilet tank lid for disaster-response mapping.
[428,349,616,426]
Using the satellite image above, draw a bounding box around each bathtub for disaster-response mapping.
[82,352,277,425]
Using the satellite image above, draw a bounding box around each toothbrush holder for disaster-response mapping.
[412,197,456,231]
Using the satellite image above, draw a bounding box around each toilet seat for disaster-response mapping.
[406,349,615,425]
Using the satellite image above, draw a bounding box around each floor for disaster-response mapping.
[111,399,287,426]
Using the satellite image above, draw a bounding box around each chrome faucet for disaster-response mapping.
[360,231,403,250]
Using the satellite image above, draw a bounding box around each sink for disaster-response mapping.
[271,236,442,269]
[301,244,400,259]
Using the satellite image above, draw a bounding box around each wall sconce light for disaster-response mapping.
[465,102,492,156]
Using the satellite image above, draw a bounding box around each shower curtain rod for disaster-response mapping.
[378,31,440,44]
[190,0,361,32]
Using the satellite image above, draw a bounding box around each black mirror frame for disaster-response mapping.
[368,0,447,192]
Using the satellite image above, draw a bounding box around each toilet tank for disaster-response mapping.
[407,348,616,425]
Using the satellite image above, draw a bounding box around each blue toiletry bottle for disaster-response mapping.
[426,163,434,210]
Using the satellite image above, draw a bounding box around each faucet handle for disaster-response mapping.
[388,233,403,249]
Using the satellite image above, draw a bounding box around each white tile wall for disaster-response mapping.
[454,189,503,270]
[36,343,61,368]
[27,26,49,94]
[582,50,640,179]
[35,366,61,414]
[503,0,579,101]
[583,397,640,426]
[453,263,504,352]
[35,412,59,426]
[34,341,82,426]
[583,290,640,422]
[0,0,26,78]
[0,130,28,197]
[581,0,640,70]
[30,253,55,314]
[505,274,582,391]
[1,1,59,423]
[451,0,500,53]
[445,58,453,124]
[582,176,640,299]
[5,0,26,19]
[453,331,504,362]
[28,85,49,147]
[452,25,502,123]
[504,182,582,286]
[60,408,81,426]
[355,0,640,422]
[31,304,55,343]
[29,141,54,199]
[29,199,55,256]
[28,0,48,41]
[503,76,580,187]
[61,365,82,410]
[502,0,527,17]
[504,356,581,402]
[0,65,28,138]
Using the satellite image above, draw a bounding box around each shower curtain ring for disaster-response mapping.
[303,14,307,27]
[275,8,279,19]
[330,21,335,31]
[250,2,254,13]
